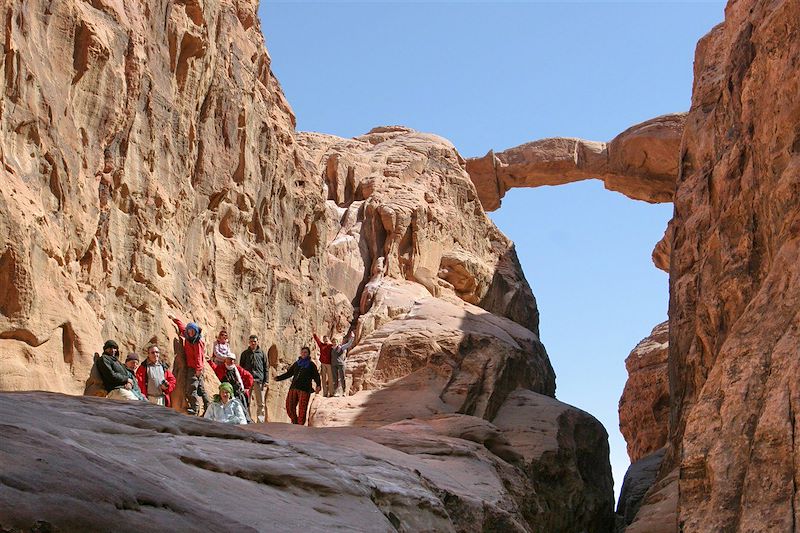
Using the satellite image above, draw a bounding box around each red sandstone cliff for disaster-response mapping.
[667,0,800,530]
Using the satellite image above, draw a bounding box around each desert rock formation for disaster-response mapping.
[0,0,347,412]
[0,390,613,533]
[0,0,545,419]
[0,0,616,531]
[665,0,800,530]
[618,321,669,463]
[465,113,685,211]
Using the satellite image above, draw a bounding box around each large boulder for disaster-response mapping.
[493,390,615,533]
[308,284,554,428]
[616,447,667,529]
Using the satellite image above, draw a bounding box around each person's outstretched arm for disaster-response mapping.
[275,363,296,382]
[340,334,355,352]
[168,314,186,336]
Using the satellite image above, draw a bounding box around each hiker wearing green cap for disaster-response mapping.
[204,382,247,425]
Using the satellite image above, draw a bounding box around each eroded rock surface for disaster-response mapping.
[466,113,685,211]
[0,391,612,533]
[300,127,540,336]
[308,284,554,428]
[616,447,667,530]
[0,0,542,427]
[665,0,800,530]
[0,0,350,416]
[0,0,616,529]
[623,467,678,533]
[618,321,669,463]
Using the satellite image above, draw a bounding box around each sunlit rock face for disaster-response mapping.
[0,0,616,530]
[300,128,554,428]
[619,321,669,464]
[0,0,548,412]
[465,113,685,211]
[0,0,348,413]
[665,0,800,531]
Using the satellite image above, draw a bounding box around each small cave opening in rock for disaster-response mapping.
[487,180,673,502]
[267,344,279,369]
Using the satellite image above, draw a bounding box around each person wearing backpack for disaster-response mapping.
[169,314,209,415]
[331,332,355,397]
[135,344,177,406]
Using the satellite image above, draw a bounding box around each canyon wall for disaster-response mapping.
[0,0,550,416]
[667,0,800,530]
[0,0,341,405]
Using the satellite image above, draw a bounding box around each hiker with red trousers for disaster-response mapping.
[275,346,321,425]
[312,333,334,397]
[169,313,209,415]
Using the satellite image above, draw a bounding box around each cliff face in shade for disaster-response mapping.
[618,321,669,463]
[667,0,800,530]
[465,113,685,211]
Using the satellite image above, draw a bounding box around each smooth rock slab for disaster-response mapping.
[0,391,614,533]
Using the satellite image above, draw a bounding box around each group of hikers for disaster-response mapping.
[88,313,358,427]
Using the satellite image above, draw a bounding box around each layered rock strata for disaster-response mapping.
[0,0,352,415]
[0,0,616,529]
[0,391,613,533]
[466,113,685,211]
[665,0,800,530]
[618,321,669,463]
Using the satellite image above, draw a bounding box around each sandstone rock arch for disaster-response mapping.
[466,113,685,212]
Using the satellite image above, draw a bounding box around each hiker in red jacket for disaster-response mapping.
[209,353,254,423]
[135,344,177,407]
[169,314,209,415]
[313,333,334,397]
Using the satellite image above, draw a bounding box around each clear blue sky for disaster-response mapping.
[259,1,725,498]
